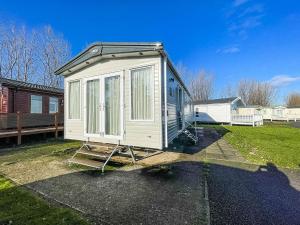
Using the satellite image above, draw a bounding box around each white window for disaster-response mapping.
[69,80,80,119]
[31,95,42,113]
[131,66,153,120]
[49,97,58,114]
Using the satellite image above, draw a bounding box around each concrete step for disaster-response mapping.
[69,157,103,169]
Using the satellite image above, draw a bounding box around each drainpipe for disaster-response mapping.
[163,56,168,148]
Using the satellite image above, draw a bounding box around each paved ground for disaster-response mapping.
[198,128,247,162]
[207,160,300,225]
[198,126,300,225]
[26,162,208,225]
[291,121,300,128]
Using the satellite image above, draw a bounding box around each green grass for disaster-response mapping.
[202,123,300,169]
[0,175,89,225]
[0,139,81,164]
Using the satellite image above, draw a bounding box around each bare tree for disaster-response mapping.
[190,70,214,101]
[176,62,192,85]
[221,83,236,98]
[0,23,36,82]
[18,26,36,82]
[286,92,300,107]
[36,25,70,87]
[238,79,275,106]
[0,21,70,87]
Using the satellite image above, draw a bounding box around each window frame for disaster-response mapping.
[129,65,155,122]
[49,97,59,114]
[67,79,81,120]
[30,95,43,114]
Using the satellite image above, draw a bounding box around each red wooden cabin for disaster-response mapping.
[0,77,64,133]
[0,78,63,114]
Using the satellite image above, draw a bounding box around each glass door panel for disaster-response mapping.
[104,75,121,136]
[86,79,100,134]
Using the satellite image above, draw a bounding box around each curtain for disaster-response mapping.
[31,95,42,113]
[131,67,153,120]
[105,76,120,136]
[69,81,80,119]
[49,97,58,113]
[86,79,100,134]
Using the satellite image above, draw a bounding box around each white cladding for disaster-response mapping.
[64,55,192,149]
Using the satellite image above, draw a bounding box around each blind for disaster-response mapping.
[86,79,99,134]
[131,67,153,120]
[69,80,80,119]
[30,95,42,113]
[49,97,58,113]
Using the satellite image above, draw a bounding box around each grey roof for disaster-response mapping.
[55,42,163,75]
[193,97,239,105]
[0,77,64,94]
[54,41,191,97]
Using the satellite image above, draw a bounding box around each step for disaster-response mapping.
[77,148,133,164]
[77,148,110,159]
[68,157,103,169]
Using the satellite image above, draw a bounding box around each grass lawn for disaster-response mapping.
[0,175,89,225]
[0,139,81,164]
[204,122,300,169]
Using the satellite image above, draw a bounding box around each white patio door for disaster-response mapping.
[103,73,123,138]
[85,72,123,139]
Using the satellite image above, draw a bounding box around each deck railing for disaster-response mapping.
[231,113,263,126]
[0,112,63,130]
[0,112,64,144]
[271,115,300,122]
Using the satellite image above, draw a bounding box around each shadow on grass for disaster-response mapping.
[2,160,299,225]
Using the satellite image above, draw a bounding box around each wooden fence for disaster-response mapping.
[0,112,64,145]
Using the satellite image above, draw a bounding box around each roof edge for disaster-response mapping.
[55,42,163,75]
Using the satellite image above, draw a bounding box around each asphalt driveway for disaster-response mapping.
[207,160,300,225]
[26,162,208,225]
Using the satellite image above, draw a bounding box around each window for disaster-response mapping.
[49,97,58,113]
[131,66,153,120]
[69,80,80,119]
[31,95,42,113]
[169,87,173,96]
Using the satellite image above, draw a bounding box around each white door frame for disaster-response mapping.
[83,71,124,140]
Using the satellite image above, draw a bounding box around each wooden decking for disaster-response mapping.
[0,126,63,138]
[0,112,64,144]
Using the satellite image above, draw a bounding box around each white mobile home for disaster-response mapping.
[55,42,193,150]
[194,97,245,123]
[271,106,300,121]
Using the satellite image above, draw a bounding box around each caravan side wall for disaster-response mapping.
[194,103,231,123]
[165,65,193,144]
[64,56,163,149]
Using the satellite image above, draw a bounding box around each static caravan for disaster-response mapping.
[55,42,193,152]
[194,97,245,123]
[286,106,300,121]
[272,106,300,121]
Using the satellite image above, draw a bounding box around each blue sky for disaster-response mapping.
[1,0,300,104]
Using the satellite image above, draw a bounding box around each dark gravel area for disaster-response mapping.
[27,162,208,225]
[291,121,300,128]
[207,161,300,225]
